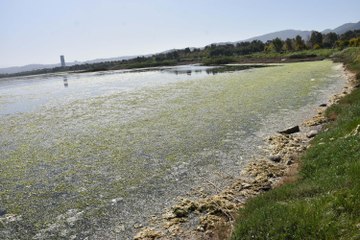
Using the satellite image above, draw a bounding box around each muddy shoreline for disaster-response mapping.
[134,64,356,240]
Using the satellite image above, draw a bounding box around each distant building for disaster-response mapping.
[60,55,66,67]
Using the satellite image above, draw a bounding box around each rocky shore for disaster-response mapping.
[134,65,357,240]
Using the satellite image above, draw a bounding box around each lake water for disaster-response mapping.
[0,65,219,115]
[0,61,346,239]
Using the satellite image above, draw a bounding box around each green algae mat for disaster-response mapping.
[0,61,346,239]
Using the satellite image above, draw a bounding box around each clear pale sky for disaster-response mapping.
[1,0,359,67]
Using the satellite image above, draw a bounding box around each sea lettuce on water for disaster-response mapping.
[0,61,346,239]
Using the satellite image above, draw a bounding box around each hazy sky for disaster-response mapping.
[1,0,359,67]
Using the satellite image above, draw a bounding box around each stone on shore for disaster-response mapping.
[306,130,319,138]
[278,125,300,135]
[268,155,282,162]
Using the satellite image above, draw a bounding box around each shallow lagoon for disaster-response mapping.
[0,61,346,239]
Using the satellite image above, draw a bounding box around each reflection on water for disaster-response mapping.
[159,64,268,76]
[0,65,267,115]
[206,65,271,75]
[63,76,68,88]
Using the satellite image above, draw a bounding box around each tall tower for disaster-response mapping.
[60,55,66,67]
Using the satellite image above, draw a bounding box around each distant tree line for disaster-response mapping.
[210,30,360,55]
[264,30,360,53]
[1,30,360,78]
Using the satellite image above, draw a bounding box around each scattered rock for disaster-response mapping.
[286,160,294,165]
[268,155,281,162]
[306,130,318,138]
[260,184,272,191]
[278,125,300,135]
[319,103,327,107]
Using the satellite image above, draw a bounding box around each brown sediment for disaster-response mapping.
[133,64,356,240]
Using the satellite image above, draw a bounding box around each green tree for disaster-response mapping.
[250,40,265,52]
[340,30,358,40]
[294,35,306,50]
[283,38,294,51]
[309,31,323,48]
[323,32,338,48]
[335,40,349,49]
[349,37,360,47]
[271,38,284,52]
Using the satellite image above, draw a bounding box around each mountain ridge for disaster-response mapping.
[233,20,360,44]
[243,29,312,43]
[0,56,139,74]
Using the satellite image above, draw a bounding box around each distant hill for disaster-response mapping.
[82,55,145,64]
[322,21,360,34]
[0,56,138,74]
[0,64,59,75]
[244,29,312,43]
[236,20,360,44]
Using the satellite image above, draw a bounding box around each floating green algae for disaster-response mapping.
[0,61,346,239]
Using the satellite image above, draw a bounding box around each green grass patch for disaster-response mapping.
[232,47,360,240]
[201,49,338,65]
[245,49,337,59]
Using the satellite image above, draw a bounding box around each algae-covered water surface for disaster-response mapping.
[0,61,346,239]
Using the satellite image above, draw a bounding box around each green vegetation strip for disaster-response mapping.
[231,47,360,240]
